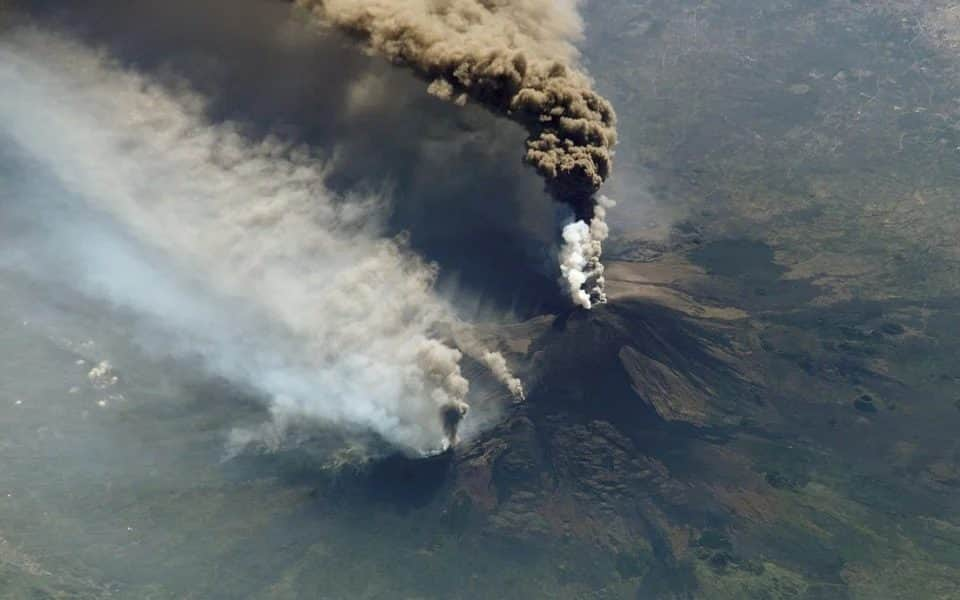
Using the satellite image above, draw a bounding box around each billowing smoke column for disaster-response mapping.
[296,0,618,308]
[0,28,522,452]
[416,340,471,445]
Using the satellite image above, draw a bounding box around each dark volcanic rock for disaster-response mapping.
[879,322,905,336]
[525,301,768,433]
[854,394,878,413]
[454,411,684,555]
[447,301,776,550]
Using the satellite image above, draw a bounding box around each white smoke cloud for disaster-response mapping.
[0,28,521,454]
[559,195,615,309]
[87,360,119,390]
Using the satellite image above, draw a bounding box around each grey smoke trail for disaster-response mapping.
[297,0,618,308]
[0,28,521,453]
[448,324,525,402]
[481,352,525,401]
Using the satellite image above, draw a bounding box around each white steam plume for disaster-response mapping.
[560,195,615,309]
[0,28,520,453]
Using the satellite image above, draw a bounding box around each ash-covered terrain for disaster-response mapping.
[2,1,960,599]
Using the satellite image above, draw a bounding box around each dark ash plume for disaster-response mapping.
[297,0,618,308]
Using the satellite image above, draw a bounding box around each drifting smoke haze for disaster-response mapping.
[298,0,619,308]
[0,27,522,453]
[0,0,612,456]
[17,0,569,314]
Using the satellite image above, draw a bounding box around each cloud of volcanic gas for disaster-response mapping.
[11,0,570,315]
[0,27,522,453]
[296,0,618,308]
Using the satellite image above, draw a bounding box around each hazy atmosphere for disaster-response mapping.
[1,1,959,598]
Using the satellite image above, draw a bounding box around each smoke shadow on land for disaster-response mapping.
[358,451,452,509]
[225,444,453,512]
[18,0,569,317]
